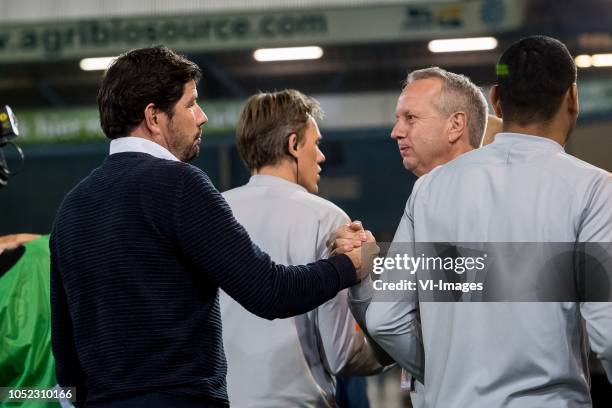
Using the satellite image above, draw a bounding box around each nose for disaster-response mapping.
[391,122,401,140]
[197,105,208,126]
[317,148,326,164]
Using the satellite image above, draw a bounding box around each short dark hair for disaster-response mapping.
[236,89,322,172]
[496,36,577,126]
[97,45,201,139]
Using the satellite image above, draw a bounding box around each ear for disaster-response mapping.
[489,85,503,118]
[568,83,579,116]
[287,133,299,159]
[143,103,162,134]
[447,111,467,144]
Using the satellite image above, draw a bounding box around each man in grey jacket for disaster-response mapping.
[335,66,489,407]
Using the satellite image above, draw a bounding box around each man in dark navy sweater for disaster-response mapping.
[49,46,369,408]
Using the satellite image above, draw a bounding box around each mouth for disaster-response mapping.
[399,145,411,157]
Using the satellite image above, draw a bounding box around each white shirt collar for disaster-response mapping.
[248,174,307,193]
[109,136,179,162]
[493,132,564,151]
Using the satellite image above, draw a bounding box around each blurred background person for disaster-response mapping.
[0,107,67,407]
[0,234,60,408]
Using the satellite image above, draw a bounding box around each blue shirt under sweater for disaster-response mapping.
[50,152,357,407]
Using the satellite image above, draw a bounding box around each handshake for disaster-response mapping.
[327,220,380,282]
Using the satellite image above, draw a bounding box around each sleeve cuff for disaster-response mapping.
[349,275,374,301]
[326,254,358,289]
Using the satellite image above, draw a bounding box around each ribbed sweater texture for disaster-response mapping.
[50,153,356,406]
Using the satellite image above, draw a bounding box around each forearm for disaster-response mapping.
[176,168,357,319]
[253,255,357,320]
[347,276,397,367]
[365,301,425,383]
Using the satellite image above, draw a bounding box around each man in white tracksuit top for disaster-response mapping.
[220,90,385,407]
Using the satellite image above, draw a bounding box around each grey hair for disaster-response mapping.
[404,67,488,148]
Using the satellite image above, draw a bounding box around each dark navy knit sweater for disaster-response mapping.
[50,152,357,407]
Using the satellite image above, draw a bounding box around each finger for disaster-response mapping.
[348,220,364,232]
[326,235,336,249]
[328,223,364,248]
[349,230,367,241]
[331,244,356,256]
[337,238,363,248]
[333,228,366,242]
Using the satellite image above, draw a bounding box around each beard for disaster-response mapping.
[180,139,200,162]
[185,143,200,162]
[169,121,201,162]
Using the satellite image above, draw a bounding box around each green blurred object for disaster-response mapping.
[495,63,509,76]
[0,235,60,407]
